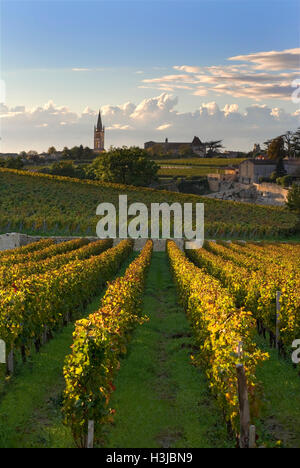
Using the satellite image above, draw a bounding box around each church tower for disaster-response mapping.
[94,110,105,152]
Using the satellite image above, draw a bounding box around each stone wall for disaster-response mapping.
[207,173,238,192]
[0,233,27,251]
[0,233,99,252]
[206,181,289,206]
[207,177,221,192]
[253,183,289,202]
[0,233,184,252]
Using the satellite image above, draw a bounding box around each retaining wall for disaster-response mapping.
[253,183,289,201]
[0,233,184,252]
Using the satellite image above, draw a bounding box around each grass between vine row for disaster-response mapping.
[253,334,300,448]
[102,252,233,448]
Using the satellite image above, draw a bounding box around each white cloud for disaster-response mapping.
[199,101,220,116]
[130,94,178,122]
[0,94,299,153]
[141,48,300,101]
[72,68,92,72]
[157,123,172,131]
[228,48,300,71]
[143,74,199,85]
[223,104,239,116]
[106,124,133,131]
[173,65,202,74]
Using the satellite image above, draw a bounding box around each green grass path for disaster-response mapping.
[104,252,233,448]
[253,335,300,448]
[0,253,137,448]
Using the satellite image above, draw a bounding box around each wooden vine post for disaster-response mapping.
[236,342,256,448]
[7,349,14,376]
[42,326,48,345]
[276,291,281,350]
[236,363,251,448]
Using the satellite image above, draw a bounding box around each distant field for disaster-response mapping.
[158,166,225,177]
[155,157,246,167]
[0,168,297,239]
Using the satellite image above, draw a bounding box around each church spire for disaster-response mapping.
[96,110,103,131]
[94,108,105,152]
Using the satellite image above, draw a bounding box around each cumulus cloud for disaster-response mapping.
[222,104,239,116]
[141,48,300,101]
[1,93,299,153]
[130,94,178,121]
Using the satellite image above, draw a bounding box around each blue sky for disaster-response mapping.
[1,0,299,152]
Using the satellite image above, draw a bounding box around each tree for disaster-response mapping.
[48,146,57,155]
[91,146,159,186]
[287,184,300,213]
[266,136,287,180]
[27,153,41,163]
[275,157,287,178]
[283,131,294,158]
[83,146,94,159]
[291,128,300,158]
[179,144,193,157]
[50,161,75,177]
[286,184,300,231]
[62,146,72,159]
[263,138,273,152]
[5,156,24,169]
[146,144,165,159]
[265,129,300,159]
[267,136,285,161]
[69,145,85,160]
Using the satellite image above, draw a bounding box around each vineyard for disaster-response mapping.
[155,158,247,167]
[0,237,299,448]
[0,168,298,239]
[158,166,225,177]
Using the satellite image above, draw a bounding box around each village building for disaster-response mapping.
[239,158,300,184]
[144,136,207,156]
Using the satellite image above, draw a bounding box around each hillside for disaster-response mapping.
[0,168,297,238]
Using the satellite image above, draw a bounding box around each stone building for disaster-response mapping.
[94,110,105,152]
[144,136,207,156]
[239,158,300,184]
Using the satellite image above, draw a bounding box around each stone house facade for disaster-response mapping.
[144,136,207,156]
[239,159,300,184]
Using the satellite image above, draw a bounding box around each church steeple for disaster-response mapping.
[94,108,105,152]
[96,110,103,131]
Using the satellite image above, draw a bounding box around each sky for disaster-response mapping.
[0,0,299,153]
